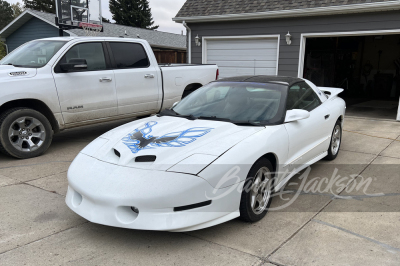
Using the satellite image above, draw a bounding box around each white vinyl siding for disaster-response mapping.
[203,36,279,79]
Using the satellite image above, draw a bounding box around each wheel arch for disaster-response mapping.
[338,115,344,123]
[259,152,278,174]
[0,99,60,133]
[182,83,203,98]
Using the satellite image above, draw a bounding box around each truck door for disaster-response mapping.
[53,42,117,124]
[106,41,160,115]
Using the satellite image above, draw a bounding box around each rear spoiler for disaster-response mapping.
[318,87,344,99]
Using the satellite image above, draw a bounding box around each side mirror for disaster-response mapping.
[285,109,310,123]
[60,58,87,72]
[172,101,180,108]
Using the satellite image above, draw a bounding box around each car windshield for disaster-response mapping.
[169,81,288,126]
[0,40,67,68]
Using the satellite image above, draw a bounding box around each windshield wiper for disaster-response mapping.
[198,116,263,126]
[231,121,263,126]
[197,116,231,122]
[3,63,26,67]
[158,109,197,120]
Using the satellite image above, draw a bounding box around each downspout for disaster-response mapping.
[182,21,191,64]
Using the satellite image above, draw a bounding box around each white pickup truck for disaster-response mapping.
[0,37,218,159]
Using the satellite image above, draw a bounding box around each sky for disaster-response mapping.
[5,0,187,34]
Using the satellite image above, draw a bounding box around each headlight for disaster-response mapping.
[80,137,109,157]
[167,154,218,175]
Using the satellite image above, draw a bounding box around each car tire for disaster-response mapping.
[239,158,274,223]
[324,119,342,161]
[0,108,53,159]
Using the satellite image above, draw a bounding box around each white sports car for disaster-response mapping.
[66,76,345,232]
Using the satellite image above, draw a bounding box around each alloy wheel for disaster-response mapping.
[331,125,341,156]
[8,116,46,152]
[250,167,272,215]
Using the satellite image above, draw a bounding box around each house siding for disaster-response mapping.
[188,10,400,77]
[6,17,69,52]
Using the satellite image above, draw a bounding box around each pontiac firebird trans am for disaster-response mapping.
[66,76,346,232]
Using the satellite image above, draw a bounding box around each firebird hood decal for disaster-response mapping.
[122,121,213,154]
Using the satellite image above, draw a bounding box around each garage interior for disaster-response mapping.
[303,34,400,120]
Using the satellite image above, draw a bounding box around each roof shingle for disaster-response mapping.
[29,9,186,50]
[175,0,394,18]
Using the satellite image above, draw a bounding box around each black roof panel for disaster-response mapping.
[217,75,304,86]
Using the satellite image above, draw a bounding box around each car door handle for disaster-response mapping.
[325,114,330,120]
[100,77,112,82]
[144,74,155,79]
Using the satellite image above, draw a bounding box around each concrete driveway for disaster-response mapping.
[0,117,399,266]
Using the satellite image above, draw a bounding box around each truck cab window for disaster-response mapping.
[58,42,107,72]
[109,42,150,69]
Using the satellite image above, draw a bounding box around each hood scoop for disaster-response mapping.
[112,148,156,163]
[135,155,156,163]
[114,149,121,158]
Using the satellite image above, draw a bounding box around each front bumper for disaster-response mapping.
[66,153,241,232]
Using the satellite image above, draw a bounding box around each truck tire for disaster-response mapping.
[0,108,53,159]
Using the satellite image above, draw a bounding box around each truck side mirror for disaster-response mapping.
[60,58,88,72]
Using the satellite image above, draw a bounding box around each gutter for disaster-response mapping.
[173,1,400,23]
[182,21,191,64]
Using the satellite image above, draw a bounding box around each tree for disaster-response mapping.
[23,0,55,13]
[11,2,24,18]
[102,17,111,23]
[0,41,6,60]
[109,0,158,30]
[0,0,14,31]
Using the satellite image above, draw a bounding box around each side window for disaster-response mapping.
[287,82,321,111]
[109,42,150,69]
[58,42,107,72]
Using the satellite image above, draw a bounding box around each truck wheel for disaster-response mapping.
[0,108,53,159]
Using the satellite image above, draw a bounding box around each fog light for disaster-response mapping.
[131,207,139,214]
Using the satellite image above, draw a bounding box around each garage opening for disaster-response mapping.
[303,34,400,120]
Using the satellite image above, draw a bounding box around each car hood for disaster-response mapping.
[0,65,37,80]
[82,116,264,172]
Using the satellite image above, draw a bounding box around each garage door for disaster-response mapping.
[204,37,279,78]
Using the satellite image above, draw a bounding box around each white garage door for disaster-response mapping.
[204,37,279,79]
